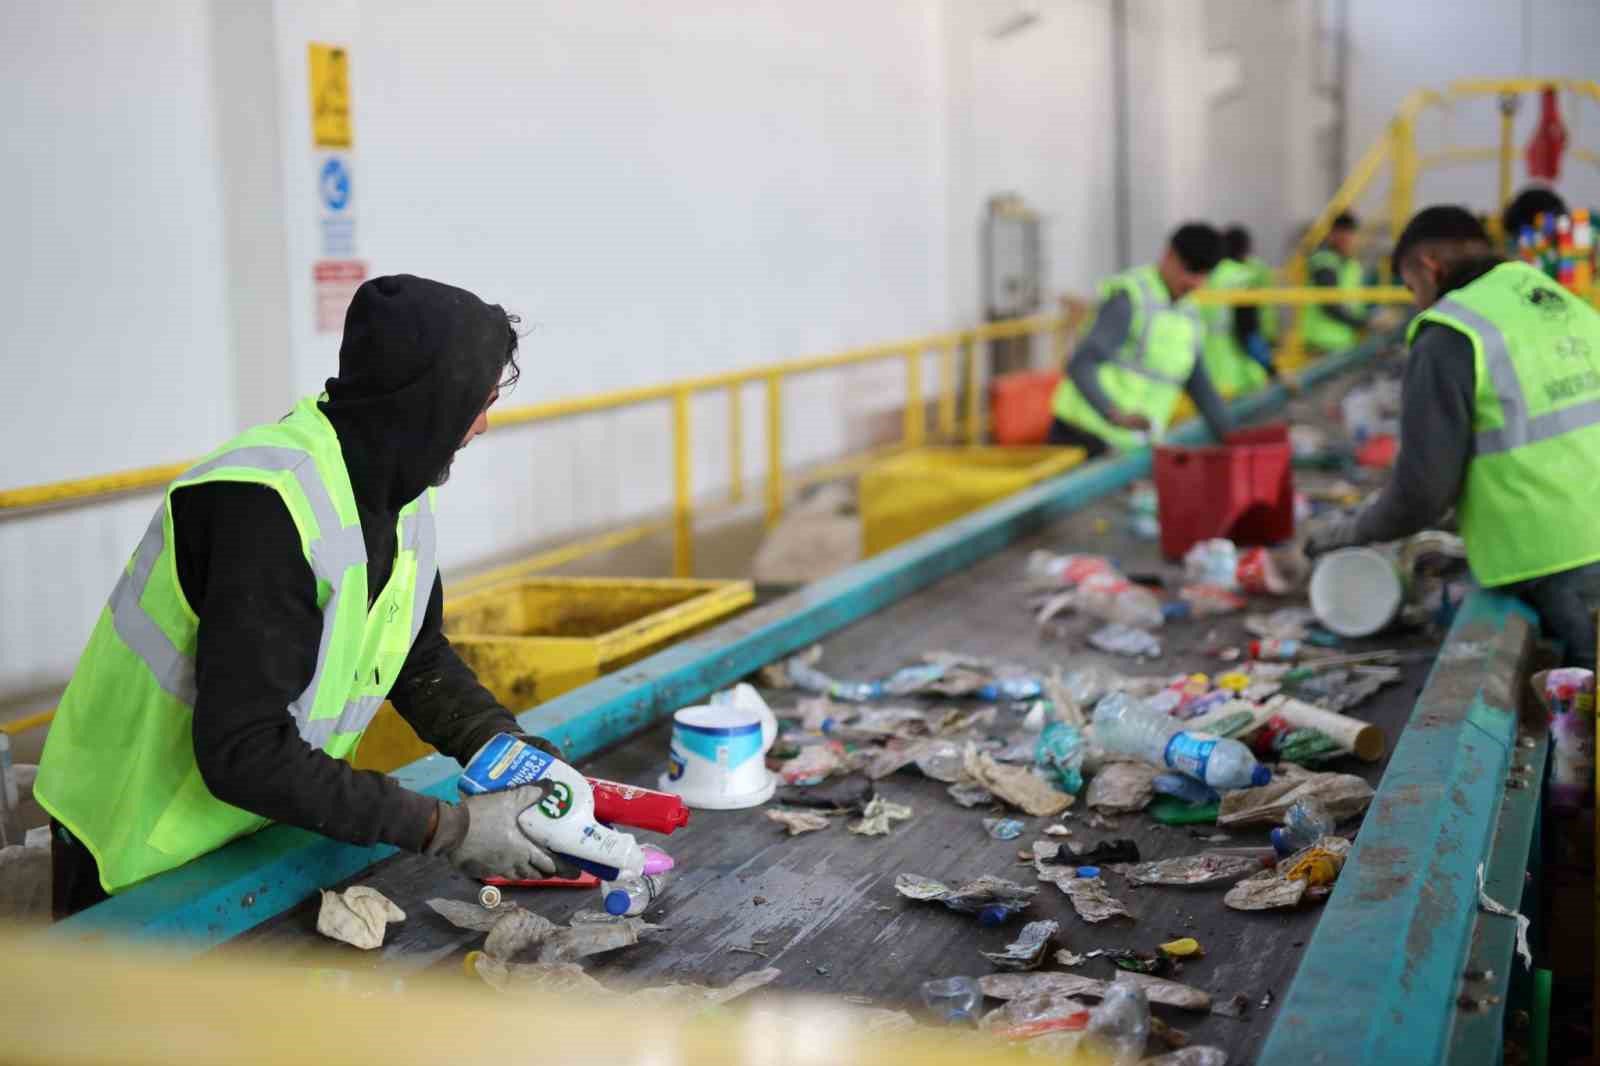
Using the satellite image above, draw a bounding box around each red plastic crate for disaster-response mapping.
[1153,423,1294,561]
[990,370,1062,445]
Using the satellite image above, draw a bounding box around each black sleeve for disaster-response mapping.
[1184,353,1233,441]
[1232,304,1260,349]
[1066,291,1134,420]
[1353,324,1476,544]
[387,574,520,764]
[1311,265,1371,329]
[174,483,438,853]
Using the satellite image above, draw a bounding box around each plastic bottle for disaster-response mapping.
[598,845,675,915]
[1093,693,1271,790]
[1086,983,1151,1064]
[1152,772,1220,807]
[1270,798,1335,856]
[1075,572,1165,629]
[920,976,983,1025]
[459,734,646,879]
[1026,550,1115,587]
[1249,638,1302,662]
[976,903,1015,927]
[588,778,691,834]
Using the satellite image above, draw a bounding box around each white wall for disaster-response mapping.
[1344,0,1600,223]
[0,1,236,696]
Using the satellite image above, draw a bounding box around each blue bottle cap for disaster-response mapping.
[602,889,631,916]
[1251,764,1273,788]
[1076,866,1100,878]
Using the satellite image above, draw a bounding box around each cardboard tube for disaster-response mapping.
[1269,696,1386,762]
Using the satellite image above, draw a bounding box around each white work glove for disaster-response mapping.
[425,785,572,881]
[1303,510,1365,560]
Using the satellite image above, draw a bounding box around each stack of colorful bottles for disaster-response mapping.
[1516,209,1595,293]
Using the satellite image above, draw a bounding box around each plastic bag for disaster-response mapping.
[1034,722,1085,794]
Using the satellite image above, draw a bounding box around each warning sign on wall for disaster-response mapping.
[308,43,352,148]
[314,259,366,333]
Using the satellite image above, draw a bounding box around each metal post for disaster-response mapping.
[671,389,693,577]
[764,373,783,528]
[727,383,743,504]
[938,340,958,440]
[1498,92,1521,228]
[903,347,925,447]
[0,733,19,849]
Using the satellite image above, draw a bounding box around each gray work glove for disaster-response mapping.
[1304,510,1365,560]
[425,785,575,881]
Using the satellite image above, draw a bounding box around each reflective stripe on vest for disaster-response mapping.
[109,447,435,749]
[1431,295,1600,454]
[1117,271,1190,386]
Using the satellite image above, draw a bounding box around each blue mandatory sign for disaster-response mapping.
[319,156,351,212]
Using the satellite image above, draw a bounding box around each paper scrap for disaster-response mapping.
[1476,861,1532,969]
[316,886,404,950]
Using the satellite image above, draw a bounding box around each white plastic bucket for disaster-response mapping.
[1310,547,1405,637]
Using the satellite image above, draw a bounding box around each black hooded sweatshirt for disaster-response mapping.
[170,275,521,852]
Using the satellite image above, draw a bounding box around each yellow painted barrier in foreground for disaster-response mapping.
[0,930,1110,1066]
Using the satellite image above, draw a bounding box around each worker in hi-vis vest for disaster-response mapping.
[1301,211,1372,355]
[1201,224,1275,398]
[1307,206,1600,671]
[1225,224,1281,345]
[36,276,575,918]
[1049,223,1234,457]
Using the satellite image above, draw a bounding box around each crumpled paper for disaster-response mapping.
[1059,875,1134,923]
[894,872,1036,915]
[1121,853,1261,887]
[1223,868,1307,911]
[486,908,558,960]
[538,916,658,964]
[317,886,405,950]
[767,809,831,836]
[963,745,1073,817]
[1143,1046,1229,1066]
[474,957,607,995]
[625,967,782,1008]
[1084,761,1158,813]
[1217,771,1374,827]
[979,970,1209,1011]
[980,919,1058,971]
[848,795,913,836]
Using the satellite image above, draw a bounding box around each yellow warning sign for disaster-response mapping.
[308,43,351,148]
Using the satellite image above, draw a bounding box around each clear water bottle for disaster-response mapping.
[1270,798,1335,856]
[1086,982,1151,1064]
[1152,772,1220,807]
[1026,550,1114,587]
[599,844,674,916]
[920,975,982,1025]
[1093,693,1271,790]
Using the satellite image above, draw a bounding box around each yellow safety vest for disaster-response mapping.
[1302,249,1366,352]
[1052,265,1202,452]
[1201,258,1270,398]
[35,396,436,892]
[1407,261,1600,586]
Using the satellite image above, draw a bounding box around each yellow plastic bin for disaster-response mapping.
[860,446,1086,557]
[350,577,753,772]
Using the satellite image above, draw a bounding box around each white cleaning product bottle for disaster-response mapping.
[1092,693,1270,790]
[459,734,646,878]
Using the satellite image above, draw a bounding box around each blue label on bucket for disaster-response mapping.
[1163,733,1216,782]
[458,734,554,796]
[666,747,687,782]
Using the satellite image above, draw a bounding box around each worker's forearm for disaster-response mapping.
[1311,266,1370,328]
[1065,291,1134,420]
[1185,361,1232,441]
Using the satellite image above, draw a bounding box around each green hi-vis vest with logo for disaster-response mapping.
[1408,261,1600,587]
[1052,265,1203,452]
[35,397,438,893]
[1201,258,1271,398]
[1302,248,1366,352]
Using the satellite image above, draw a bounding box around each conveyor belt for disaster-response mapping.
[227,421,1440,1065]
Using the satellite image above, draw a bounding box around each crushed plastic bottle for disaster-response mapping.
[1088,623,1163,659]
[1183,539,1240,590]
[1026,551,1116,587]
[920,975,982,1025]
[598,845,676,916]
[1059,665,1126,706]
[1075,572,1165,629]
[1152,772,1220,807]
[1086,982,1151,1064]
[1270,798,1335,857]
[1093,693,1271,790]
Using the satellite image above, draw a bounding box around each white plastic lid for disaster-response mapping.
[1309,547,1404,637]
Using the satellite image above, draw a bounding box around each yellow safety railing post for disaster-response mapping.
[937,338,958,441]
[671,388,694,577]
[1388,113,1417,245]
[963,334,982,444]
[764,372,783,528]
[727,383,744,504]
[1497,92,1521,233]
[904,346,925,447]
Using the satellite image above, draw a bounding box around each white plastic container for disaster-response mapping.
[1309,547,1404,637]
